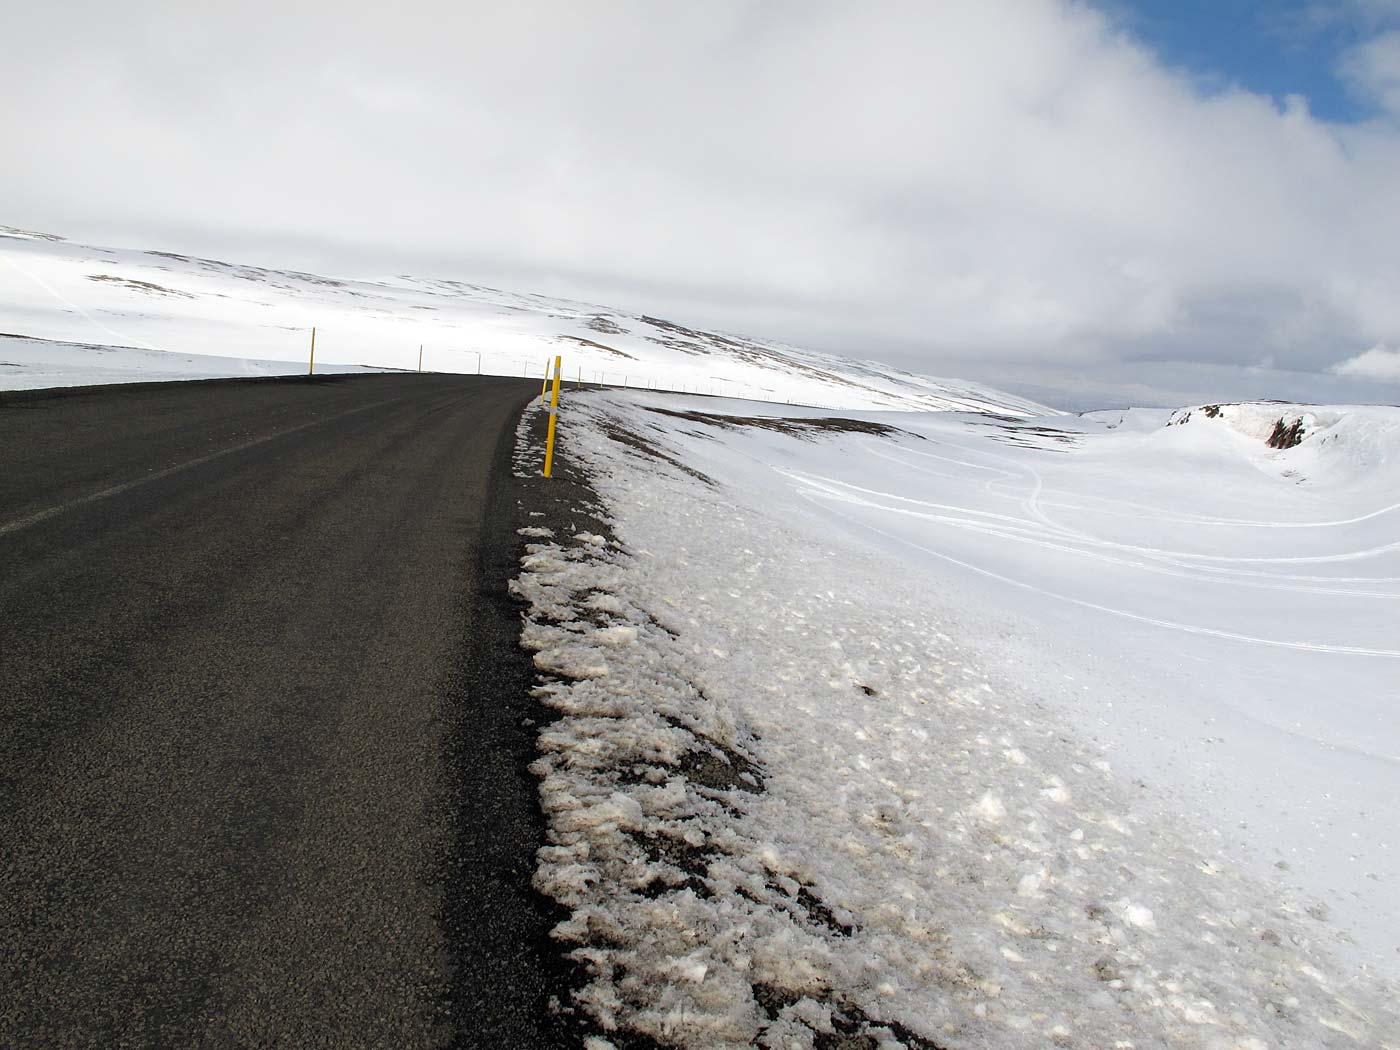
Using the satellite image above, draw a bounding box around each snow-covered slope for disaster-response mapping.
[514,393,1399,1047]
[0,333,390,390]
[0,226,1050,413]
[1164,400,1400,488]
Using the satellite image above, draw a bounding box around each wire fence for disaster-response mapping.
[302,333,845,412]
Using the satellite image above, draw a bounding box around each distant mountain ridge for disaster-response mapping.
[0,226,1053,413]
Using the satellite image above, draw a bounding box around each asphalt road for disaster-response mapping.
[0,374,569,1049]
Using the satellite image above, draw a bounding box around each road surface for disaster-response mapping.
[0,374,569,1048]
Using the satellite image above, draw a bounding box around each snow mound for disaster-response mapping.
[1164,401,1400,487]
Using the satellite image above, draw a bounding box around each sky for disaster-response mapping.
[4,0,1400,408]
[1108,0,1396,122]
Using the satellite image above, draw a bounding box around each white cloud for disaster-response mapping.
[1341,29,1400,114]
[1332,344,1400,381]
[3,0,1400,397]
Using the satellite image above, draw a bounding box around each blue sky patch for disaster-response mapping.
[1104,0,1394,122]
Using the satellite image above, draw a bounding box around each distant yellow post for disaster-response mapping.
[309,326,316,375]
[543,355,562,478]
[418,345,423,372]
[540,359,550,403]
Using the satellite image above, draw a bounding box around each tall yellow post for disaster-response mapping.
[543,355,562,478]
[418,345,423,372]
[309,326,316,375]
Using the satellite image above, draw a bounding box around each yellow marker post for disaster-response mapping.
[543,355,562,478]
[309,326,316,375]
[540,359,550,403]
[418,345,423,372]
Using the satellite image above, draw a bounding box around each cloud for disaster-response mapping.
[1332,344,1400,380]
[1342,29,1400,114]
[3,0,1400,403]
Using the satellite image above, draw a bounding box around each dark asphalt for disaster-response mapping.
[0,374,570,1049]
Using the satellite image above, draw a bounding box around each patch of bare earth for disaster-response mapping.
[86,274,196,299]
[642,406,910,441]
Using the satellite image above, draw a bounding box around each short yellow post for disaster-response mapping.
[418,345,423,372]
[309,326,316,375]
[543,355,562,478]
[540,359,550,403]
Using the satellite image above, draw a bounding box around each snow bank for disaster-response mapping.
[516,394,1400,1049]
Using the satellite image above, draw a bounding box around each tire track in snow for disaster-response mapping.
[782,469,1400,599]
[786,473,1400,658]
[874,434,1400,529]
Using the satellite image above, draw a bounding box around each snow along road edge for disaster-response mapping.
[511,402,947,1049]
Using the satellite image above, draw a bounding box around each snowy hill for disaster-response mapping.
[0,226,1050,413]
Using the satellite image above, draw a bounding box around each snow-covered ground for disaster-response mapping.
[515,393,1399,1048]
[0,226,1047,414]
[0,333,388,390]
